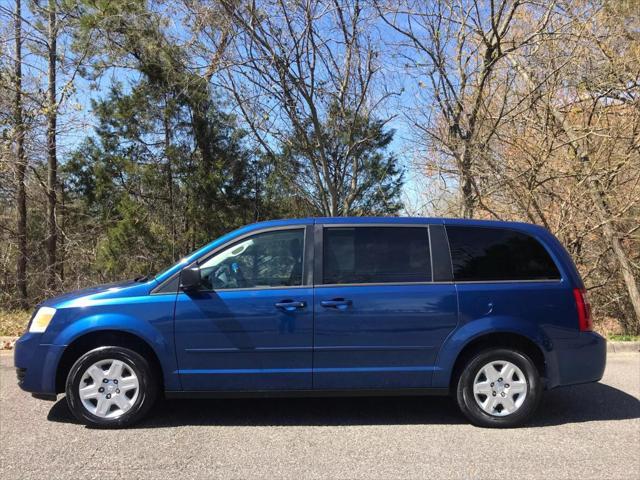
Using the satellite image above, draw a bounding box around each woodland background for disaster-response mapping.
[0,0,638,335]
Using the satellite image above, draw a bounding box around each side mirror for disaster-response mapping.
[180,266,201,291]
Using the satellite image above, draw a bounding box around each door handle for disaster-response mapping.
[321,299,352,310]
[275,300,306,311]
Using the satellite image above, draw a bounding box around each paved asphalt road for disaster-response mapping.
[1,352,639,479]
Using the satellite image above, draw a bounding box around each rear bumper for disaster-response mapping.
[546,331,606,389]
[14,332,65,396]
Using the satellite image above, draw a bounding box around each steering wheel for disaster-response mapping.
[229,262,247,288]
[208,262,247,289]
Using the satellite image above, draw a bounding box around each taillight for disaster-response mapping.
[573,287,593,332]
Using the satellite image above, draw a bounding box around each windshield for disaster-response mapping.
[150,225,249,284]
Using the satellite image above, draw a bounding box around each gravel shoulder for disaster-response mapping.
[1,351,639,480]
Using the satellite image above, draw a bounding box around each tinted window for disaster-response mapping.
[199,229,304,289]
[446,226,560,281]
[323,227,431,284]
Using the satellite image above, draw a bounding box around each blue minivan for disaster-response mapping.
[15,217,606,428]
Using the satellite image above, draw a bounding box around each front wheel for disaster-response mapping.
[66,346,158,428]
[456,348,542,428]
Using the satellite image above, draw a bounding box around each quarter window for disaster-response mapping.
[446,226,561,281]
[323,227,431,284]
[198,229,304,289]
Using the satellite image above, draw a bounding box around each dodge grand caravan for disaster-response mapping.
[15,217,606,428]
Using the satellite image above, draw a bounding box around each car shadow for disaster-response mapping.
[47,381,639,429]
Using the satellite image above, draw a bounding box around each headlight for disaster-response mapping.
[29,307,56,333]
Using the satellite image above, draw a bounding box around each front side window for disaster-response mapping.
[446,226,561,281]
[199,229,304,290]
[323,227,431,284]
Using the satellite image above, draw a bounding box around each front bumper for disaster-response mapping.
[14,332,66,396]
[546,331,607,389]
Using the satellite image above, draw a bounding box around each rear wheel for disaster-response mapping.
[456,348,542,428]
[66,346,158,428]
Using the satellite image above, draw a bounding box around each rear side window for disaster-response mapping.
[446,226,560,281]
[323,227,431,284]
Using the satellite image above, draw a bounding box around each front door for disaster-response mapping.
[174,226,313,391]
[313,224,458,390]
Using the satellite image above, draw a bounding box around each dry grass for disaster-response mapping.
[594,316,625,338]
[0,310,30,337]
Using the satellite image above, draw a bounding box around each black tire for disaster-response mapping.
[65,346,158,428]
[456,348,542,428]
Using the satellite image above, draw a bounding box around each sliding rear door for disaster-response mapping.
[313,223,458,390]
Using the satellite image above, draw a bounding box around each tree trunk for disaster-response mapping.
[58,181,64,282]
[46,0,57,289]
[511,58,640,328]
[329,192,338,217]
[14,0,27,307]
[586,175,640,330]
[460,148,474,218]
[163,100,176,261]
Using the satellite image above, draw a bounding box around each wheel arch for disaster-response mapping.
[431,313,555,390]
[448,332,547,392]
[55,330,164,394]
